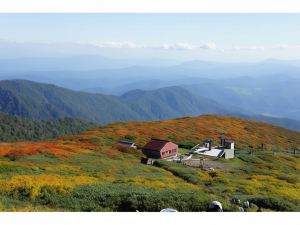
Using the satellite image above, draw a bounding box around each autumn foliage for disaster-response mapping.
[0,115,299,211]
[63,114,300,150]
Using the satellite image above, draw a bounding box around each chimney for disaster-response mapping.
[205,138,213,150]
[220,135,225,147]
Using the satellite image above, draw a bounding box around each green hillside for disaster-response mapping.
[0,112,97,142]
[121,87,227,120]
[1,79,300,132]
[0,80,226,124]
[0,80,141,123]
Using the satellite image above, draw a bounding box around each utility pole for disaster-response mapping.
[199,158,204,168]
[261,143,264,151]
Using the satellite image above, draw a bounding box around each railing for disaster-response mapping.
[235,148,300,155]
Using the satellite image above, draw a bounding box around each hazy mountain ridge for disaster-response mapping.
[0,80,229,124]
[1,58,300,91]
[185,75,300,120]
[121,86,228,120]
[2,58,298,121]
[225,113,300,132]
[1,79,300,131]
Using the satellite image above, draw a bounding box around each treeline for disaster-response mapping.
[0,113,97,142]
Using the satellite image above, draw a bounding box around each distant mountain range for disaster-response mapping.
[0,56,177,73]
[0,80,139,124]
[0,55,299,76]
[1,57,299,91]
[120,87,228,120]
[0,80,228,124]
[225,113,300,132]
[185,75,300,121]
[0,79,300,132]
[1,58,299,122]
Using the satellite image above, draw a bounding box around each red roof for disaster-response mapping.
[143,139,171,152]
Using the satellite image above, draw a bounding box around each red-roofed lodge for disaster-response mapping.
[142,138,178,159]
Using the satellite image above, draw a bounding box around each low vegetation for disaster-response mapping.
[0,115,299,211]
[64,114,300,149]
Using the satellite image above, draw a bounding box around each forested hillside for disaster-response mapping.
[1,79,300,132]
[0,80,227,124]
[120,87,227,120]
[0,113,96,142]
[0,79,142,123]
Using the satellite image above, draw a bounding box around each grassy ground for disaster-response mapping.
[0,115,299,211]
[0,143,298,212]
[178,148,191,155]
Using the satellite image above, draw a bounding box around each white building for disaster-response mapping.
[117,140,137,149]
[192,137,235,159]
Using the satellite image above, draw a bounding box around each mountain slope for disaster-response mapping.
[0,80,141,124]
[2,80,300,133]
[0,115,299,212]
[0,80,229,124]
[0,112,97,142]
[67,114,300,150]
[185,75,300,120]
[121,86,228,120]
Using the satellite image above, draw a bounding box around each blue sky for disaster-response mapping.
[0,14,299,61]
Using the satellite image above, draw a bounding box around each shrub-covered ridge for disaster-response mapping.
[0,115,299,212]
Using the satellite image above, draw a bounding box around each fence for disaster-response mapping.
[235,148,300,155]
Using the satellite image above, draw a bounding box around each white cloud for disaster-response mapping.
[156,43,194,51]
[271,44,300,50]
[91,42,220,51]
[90,41,195,50]
[91,41,145,49]
[4,39,300,53]
[229,45,265,51]
[199,42,217,50]
[227,44,300,52]
[90,41,218,51]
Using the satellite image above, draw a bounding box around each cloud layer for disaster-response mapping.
[89,41,300,52]
[90,41,217,51]
[1,39,299,54]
